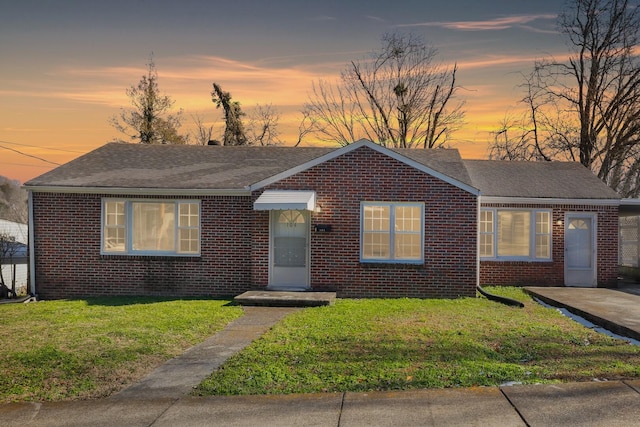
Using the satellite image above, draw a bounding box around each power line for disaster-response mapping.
[0,161,55,169]
[0,139,85,154]
[0,144,60,166]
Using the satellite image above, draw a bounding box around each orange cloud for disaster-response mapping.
[399,14,557,32]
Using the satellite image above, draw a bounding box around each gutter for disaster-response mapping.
[23,185,251,197]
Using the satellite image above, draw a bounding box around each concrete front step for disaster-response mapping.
[234,291,336,307]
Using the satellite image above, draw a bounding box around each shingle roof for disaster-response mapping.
[464,159,619,199]
[392,147,473,187]
[24,141,472,191]
[25,143,336,190]
[24,141,620,200]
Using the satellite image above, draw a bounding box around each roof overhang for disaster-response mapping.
[480,196,620,206]
[23,186,250,197]
[254,190,316,211]
[619,198,640,216]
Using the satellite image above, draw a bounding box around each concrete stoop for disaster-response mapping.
[234,290,336,307]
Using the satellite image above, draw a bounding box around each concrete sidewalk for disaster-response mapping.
[3,290,640,426]
[2,380,640,426]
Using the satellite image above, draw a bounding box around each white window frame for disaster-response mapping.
[480,208,552,261]
[101,199,201,256]
[360,202,425,264]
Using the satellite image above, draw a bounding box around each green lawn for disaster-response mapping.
[195,288,640,396]
[0,297,243,403]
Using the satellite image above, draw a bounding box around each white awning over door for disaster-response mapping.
[253,190,316,211]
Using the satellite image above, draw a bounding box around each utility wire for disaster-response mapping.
[0,161,54,169]
[0,144,60,166]
[0,139,85,154]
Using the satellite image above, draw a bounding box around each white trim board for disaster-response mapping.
[480,196,620,206]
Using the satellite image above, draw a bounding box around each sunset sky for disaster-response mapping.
[1,0,566,183]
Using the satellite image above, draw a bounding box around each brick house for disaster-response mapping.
[23,139,620,299]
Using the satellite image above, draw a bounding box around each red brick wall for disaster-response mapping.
[479,203,618,287]
[32,146,479,299]
[254,146,479,298]
[32,193,254,299]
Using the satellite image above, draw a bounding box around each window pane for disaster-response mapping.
[132,203,175,251]
[104,227,125,252]
[497,211,530,257]
[363,232,390,259]
[535,211,551,259]
[536,235,550,258]
[480,210,493,233]
[364,206,390,231]
[395,206,421,232]
[179,203,199,227]
[104,201,125,252]
[480,234,494,257]
[179,228,200,253]
[105,201,125,226]
[536,211,550,234]
[395,233,421,259]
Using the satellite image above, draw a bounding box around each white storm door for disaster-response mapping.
[565,213,597,287]
[270,209,310,289]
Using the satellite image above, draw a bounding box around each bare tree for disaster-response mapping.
[246,104,282,146]
[304,32,465,148]
[0,176,27,224]
[110,58,187,144]
[489,0,640,197]
[293,107,319,147]
[211,83,247,146]
[190,113,215,145]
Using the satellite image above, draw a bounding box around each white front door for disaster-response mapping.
[564,213,597,287]
[269,209,310,290]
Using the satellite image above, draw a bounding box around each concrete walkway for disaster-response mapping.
[3,289,640,426]
[524,286,640,341]
[110,306,299,400]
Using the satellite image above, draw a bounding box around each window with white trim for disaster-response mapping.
[361,202,424,263]
[102,200,200,255]
[480,209,551,260]
[479,210,494,257]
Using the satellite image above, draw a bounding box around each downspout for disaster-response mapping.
[476,195,481,291]
[475,195,523,308]
[27,190,36,297]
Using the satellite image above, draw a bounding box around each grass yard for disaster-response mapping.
[195,288,640,396]
[0,297,243,403]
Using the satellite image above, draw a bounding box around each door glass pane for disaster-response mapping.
[273,210,307,267]
[567,218,592,268]
[274,237,306,266]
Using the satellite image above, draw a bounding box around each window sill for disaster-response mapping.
[100,253,201,260]
[360,259,424,266]
[480,258,552,263]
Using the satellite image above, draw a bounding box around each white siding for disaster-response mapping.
[0,220,28,294]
